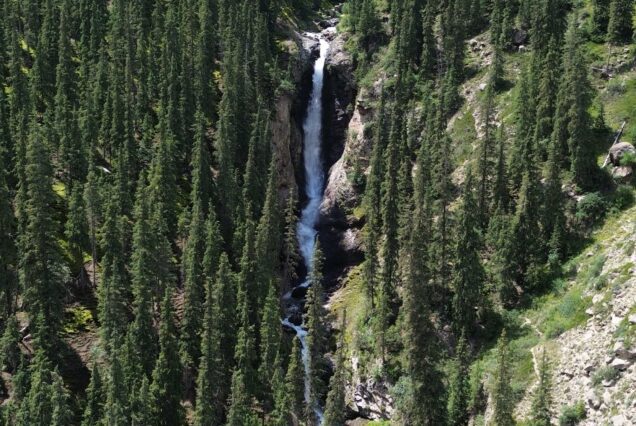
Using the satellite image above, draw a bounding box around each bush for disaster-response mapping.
[591,365,619,386]
[575,192,608,228]
[607,78,627,96]
[558,401,586,425]
[619,151,636,168]
[608,185,635,213]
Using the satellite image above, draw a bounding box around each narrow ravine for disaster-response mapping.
[282,33,330,424]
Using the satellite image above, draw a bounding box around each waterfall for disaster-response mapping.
[282,35,329,424]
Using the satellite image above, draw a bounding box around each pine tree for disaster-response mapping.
[50,372,72,426]
[103,350,129,425]
[305,241,329,422]
[0,149,17,317]
[400,134,447,425]
[194,265,223,426]
[65,184,89,280]
[150,288,183,426]
[180,197,208,385]
[130,376,153,426]
[282,193,301,288]
[491,330,514,426]
[127,179,160,380]
[20,118,66,355]
[259,280,282,404]
[285,336,305,425]
[323,317,347,426]
[608,0,633,43]
[591,0,611,35]
[82,364,105,426]
[226,303,258,426]
[0,316,21,373]
[452,170,485,336]
[447,335,471,426]
[18,349,54,426]
[530,350,553,426]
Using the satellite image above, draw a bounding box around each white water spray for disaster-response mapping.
[283,35,329,424]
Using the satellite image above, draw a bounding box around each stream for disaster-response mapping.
[282,33,330,424]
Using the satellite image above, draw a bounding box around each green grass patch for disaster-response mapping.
[329,265,369,349]
[591,365,619,387]
[53,181,66,199]
[603,71,636,141]
[536,287,592,338]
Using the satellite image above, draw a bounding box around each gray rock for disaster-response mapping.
[609,142,636,166]
[587,388,602,410]
[612,414,629,426]
[613,341,636,360]
[629,314,636,324]
[611,357,631,370]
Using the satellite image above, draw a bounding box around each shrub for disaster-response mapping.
[591,365,619,386]
[575,192,608,228]
[619,151,636,168]
[607,78,626,96]
[558,401,586,425]
[608,185,635,214]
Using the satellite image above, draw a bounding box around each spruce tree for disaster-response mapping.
[0,150,17,317]
[608,0,634,43]
[82,364,105,426]
[103,350,129,425]
[591,0,610,36]
[491,330,514,426]
[20,118,66,355]
[0,316,21,373]
[530,350,553,426]
[323,319,348,426]
[285,336,305,425]
[305,241,329,422]
[452,171,485,336]
[150,288,184,426]
[259,280,282,404]
[50,372,72,426]
[447,335,471,426]
[194,266,223,426]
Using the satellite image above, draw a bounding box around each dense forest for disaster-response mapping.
[0,0,635,424]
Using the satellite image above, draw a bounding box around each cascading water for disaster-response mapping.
[282,35,330,424]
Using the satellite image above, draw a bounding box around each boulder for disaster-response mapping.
[349,379,394,420]
[610,357,631,370]
[609,142,636,166]
[586,388,601,410]
[613,166,633,180]
[613,341,636,360]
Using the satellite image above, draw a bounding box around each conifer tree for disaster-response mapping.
[285,336,305,425]
[65,184,89,279]
[20,118,66,355]
[128,179,160,378]
[50,372,72,426]
[401,135,447,425]
[104,350,129,425]
[608,0,634,43]
[452,171,485,336]
[0,316,21,373]
[305,241,329,422]
[491,330,514,426]
[259,280,282,403]
[213,254,237,409]
[82,364,105,426]
[18,350,54,426]
[130,376,153,426]
[530,350,553,426]
[0,150,17,317]
[592,0,610,35]
[180,197,208,384]
[194,266,223,426]
[447,335,471,426]
[324,318,348,426]
[226,303,259,426]
[282,193,301,288]
[150,288,183,426]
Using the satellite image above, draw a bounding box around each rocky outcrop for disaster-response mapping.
[609,142,635,166]
[317,27,363,285]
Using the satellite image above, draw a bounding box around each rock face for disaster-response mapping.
[609,142,636,166]
[348,378,395,421]
[318,27,363,285]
